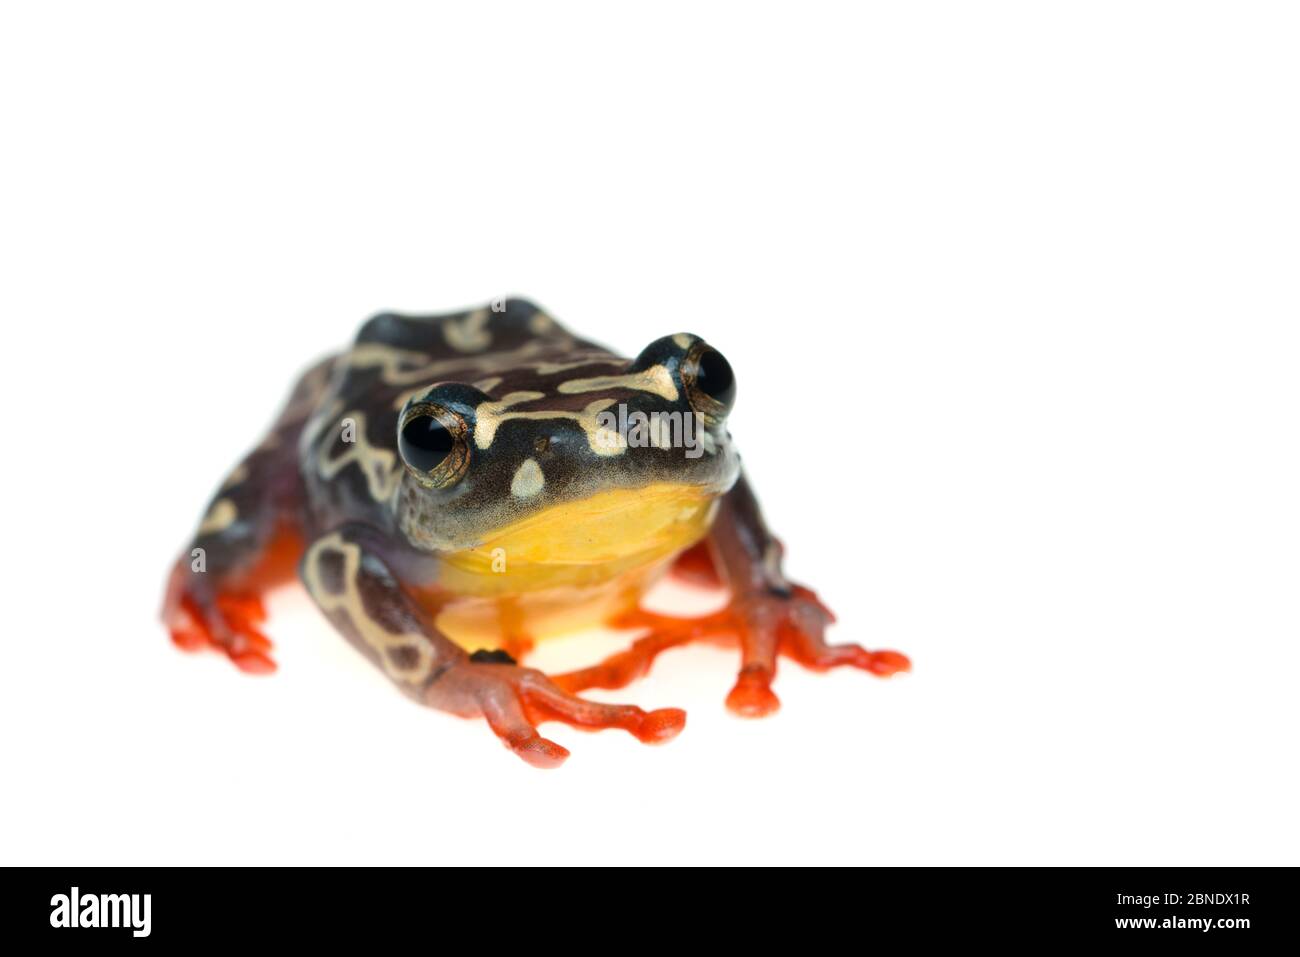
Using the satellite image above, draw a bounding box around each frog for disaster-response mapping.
[162,298,909,767]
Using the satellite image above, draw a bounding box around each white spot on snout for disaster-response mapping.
[443,309,492,352]
[510,458,545,498]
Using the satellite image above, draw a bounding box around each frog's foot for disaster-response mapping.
[162,561,277,674]
[428,660,686,769]
[554,585,909,717]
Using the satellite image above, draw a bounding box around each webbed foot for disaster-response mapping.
[554,584,909,716]
[429,658,686,769]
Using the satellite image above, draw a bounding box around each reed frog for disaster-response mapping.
[163,298,908,767]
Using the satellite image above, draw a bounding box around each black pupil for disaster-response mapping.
[400,415,454,472]
[696,349,736,408]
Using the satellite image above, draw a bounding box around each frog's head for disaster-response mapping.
[394,334,740,589]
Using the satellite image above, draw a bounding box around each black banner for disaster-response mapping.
[4,867,1288,947]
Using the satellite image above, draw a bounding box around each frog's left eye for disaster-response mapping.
[682,342,736,424]
[398,403,471,488]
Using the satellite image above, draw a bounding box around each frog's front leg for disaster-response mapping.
[556,474,910,715]
[301,525,685,768]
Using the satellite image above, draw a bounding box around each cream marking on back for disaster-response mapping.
[510,458,546,498]
[349,340,600,387]
[533,358,622,375]
[303,533,434,684]
[442,309,492,353]
[557,365,679,401]
[198,498,238,536]
[346,343,439,383]
[474,393,626,456]
[389,365,618,412]
[672,333,695,350]
[317,410,404,501]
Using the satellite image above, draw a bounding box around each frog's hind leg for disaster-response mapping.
[162,357,331,673]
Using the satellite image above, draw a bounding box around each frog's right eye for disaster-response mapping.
[400,415,452,470]
[398,403,471,488]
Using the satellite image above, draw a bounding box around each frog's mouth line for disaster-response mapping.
[438,484,720,592]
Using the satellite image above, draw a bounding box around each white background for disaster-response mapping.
[2,2,1297,866]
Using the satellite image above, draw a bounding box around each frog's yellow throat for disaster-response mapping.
[431,483,720,650]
